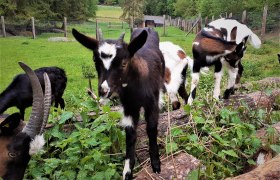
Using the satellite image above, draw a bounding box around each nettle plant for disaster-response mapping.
[24,97,125,179]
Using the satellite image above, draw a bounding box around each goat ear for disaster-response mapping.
[230,26,237,41]
[0,113,21,135]
[127,30,148,57]
[72,28,98,50]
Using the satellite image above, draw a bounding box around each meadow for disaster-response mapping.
[0,5,280,179]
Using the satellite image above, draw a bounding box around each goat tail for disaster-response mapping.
[249,33,261,49]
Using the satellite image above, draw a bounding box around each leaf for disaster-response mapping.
[222,150,239,158]
[187,169,199,180]
[193,116,205,124]
[59,111,74,124]
[189,134,198,143]
[247,159,256,165]
[270,144,280,153]
[212,133,229,146]
[171,128,184,136]
[166,142,178,154]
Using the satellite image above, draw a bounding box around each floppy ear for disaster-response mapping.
[72,28,99,50]
[0,113,21,135]
[127,30,148,58]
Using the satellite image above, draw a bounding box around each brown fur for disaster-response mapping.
[0,137,10,177]
[132,56,149,77]
[200,38,233,53]
[165,68,171,83]
[177,50,186,60]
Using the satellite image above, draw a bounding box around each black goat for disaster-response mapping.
[72,27,163,180]
[0,66,67,117]
[0,62,51,180]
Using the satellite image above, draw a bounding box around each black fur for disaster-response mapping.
[73,27,163,179]
[0,67,67,117]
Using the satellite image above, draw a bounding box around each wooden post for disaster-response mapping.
[64,17,67,37]
[31,17,35,39]
[261,5,268,41]
[95,19,98,40]
[1,16,6,37]
[229,13,232,18]
[197,15,202,33]
[108,22,111,28]
[212,15,215,22]
[205,16,208,26]
[163,15,166,36]
[241,10,247,24]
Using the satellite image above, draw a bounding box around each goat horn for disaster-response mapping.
[98,28,103,41]
[40,73,52,135]
[19,62,44,138]
[118,32,125,42]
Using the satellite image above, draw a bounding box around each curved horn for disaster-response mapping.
[98,28,103,41]
[118,32,125,42]
[19,62,44,138]
[40,73,52,134]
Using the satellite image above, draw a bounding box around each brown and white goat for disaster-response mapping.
[159,41,193,110]
[72,28,163,180]
[188,18,261,104]
[0,62,51,180]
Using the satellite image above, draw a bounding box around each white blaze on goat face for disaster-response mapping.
[101,80,110,97]
[123,159,131,180]
[98,42,117,70]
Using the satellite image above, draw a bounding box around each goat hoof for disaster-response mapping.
[124,172,133,180]
[151,159,161,173]
[172,101,181,110]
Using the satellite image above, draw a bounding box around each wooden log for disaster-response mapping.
[241,10,247,24]
[63,17,67,37]
[226,155,280,180]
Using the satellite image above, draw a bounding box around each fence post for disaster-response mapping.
[163,15,166,36]
[1,16,6,37]
[205,16,208,26]
[31,17,35,39]
[197,15,202,33]
[64,17,67,37]
[212,15,215,22]
[95,19,98,40]
[108,22,111,28]
[241,10,247,24]
[261,5,268,41]
[229,13,232,18]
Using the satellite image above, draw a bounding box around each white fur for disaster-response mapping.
[256,152,265,165]
[208,18,261,48]
[119,116,133,127]
[223,61,238,89]
[188,72,200,105]
[192,42,200,46]
[213,71,223,99]
[101,80,110,98]
[159,89,164,109]
[206,50,232,63]
[98,42,117,70]
[29,134,45,155]
[99,97,110,105]
[123,159,131,180]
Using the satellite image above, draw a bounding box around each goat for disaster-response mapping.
[72,27,163,180]
[159,41,193,110]
[0,67,67,117]
[188,18,261,104]
[0,62,51,180]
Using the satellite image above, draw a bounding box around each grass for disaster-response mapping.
[95,5,123,22]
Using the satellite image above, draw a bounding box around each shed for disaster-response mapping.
[143,15,165,27]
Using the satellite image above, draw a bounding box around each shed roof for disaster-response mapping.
[144,15,164,24]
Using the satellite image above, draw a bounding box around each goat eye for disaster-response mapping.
[8,152,17,158]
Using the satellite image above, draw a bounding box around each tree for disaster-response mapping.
[120,0,145,27]
[174,0,198,18]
